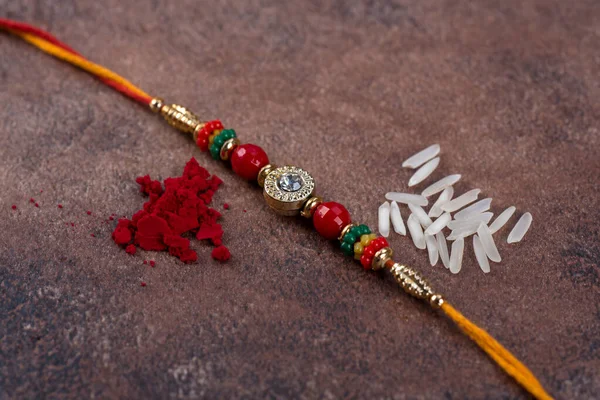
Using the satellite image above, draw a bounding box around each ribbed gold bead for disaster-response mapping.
[257,164,277,187]
[220,138,240,161]
[300,196,323,218]
[372,247,394,271]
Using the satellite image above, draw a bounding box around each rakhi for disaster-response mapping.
[1,18,552,399]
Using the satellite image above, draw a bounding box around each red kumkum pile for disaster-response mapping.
[112,158,230,263]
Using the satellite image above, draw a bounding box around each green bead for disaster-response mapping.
[340,241,353,256]
[209,143,221,160]
[343,232,357,244]
[221,129,236,140]
[213,135,226,148]
[349,226,362,238]
[358,225,371,235]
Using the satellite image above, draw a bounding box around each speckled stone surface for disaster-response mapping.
[1,1,599,399]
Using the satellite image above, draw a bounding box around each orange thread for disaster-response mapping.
[0,18,152,105]
[441,302,553,400]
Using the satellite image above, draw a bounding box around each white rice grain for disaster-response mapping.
[473,235,491,273]
[425,234,439,266]
[424,212,451,236]
[428,186,454,218]
[489,206,516,234]
[454,198,492,220]
[407,214,426,249]
[408,203,433,228]
[436,232,450,268]
[384,192,428,206]
[441,189,481,213]
[408,157,440,187]
[390,201,406,235]
[378,202,391,237]
[447,212,494,230]
[449,237,464,274]
[422,174,462,197]
[507,212,533,243]
[402,144,440,169]
[477,223,502,262]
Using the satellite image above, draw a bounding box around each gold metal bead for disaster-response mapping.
[338,223,356,241]
[430,294,445,309]
[149,97,164,113]
[300,196,323,218]
[263,166,316,216]
[160,103,202,134]
[257,164,277,187]
[220,138,240,161]
[372,247,394,271]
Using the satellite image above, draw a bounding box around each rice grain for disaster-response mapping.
[402,144,440,169]
[507,212,533,243]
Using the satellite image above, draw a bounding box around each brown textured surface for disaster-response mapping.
[1,1,599,399]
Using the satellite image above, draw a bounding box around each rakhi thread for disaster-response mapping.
[0,18,552,400]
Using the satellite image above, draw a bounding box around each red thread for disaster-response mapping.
[86,211,92,215]
[34,203,39,208]
[149,260,156,267]
[58,204,63,209]
[11,205,17,210]
[140,282,147,287]
[223,203,230,210]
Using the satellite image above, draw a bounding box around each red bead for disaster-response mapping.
[312,202,351,240]
[360,254,373,270]
[231,144,269,180]
[364,247,375,258]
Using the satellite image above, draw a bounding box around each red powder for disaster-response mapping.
[58,204,63,209]
[143,260,148,265]
[243,209,247,213]
[11,205,17,210]
[90,233,96,237]
[34,203,39,208]
[211,245,231,262]
[125,244,136,255]
[223,203,230,210]
[111,158,227,264]
[109,216,114,221]
[140,282,147,287]
[30,198,35,203]
[70,222,75,227]
[149,260,156,267]
[86,211,92,215]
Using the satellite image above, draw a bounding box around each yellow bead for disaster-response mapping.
[361,233,377,246]
[360,234,370,246]
[354,253,362,261]
[354,242,364,256]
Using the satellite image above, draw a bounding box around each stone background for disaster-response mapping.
[1,1,599,398]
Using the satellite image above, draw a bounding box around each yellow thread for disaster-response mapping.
[15,32,152,100]
[441,302,553,400]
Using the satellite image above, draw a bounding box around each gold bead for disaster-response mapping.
[372,247,394,271]
[149,97,164,113]
[338,223,356,241]
[430,294,444,308]
[220,138,240,161]
[257,164,277,187]
[300,196,323,218]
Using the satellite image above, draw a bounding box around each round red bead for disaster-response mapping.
[231,144,269,180]
[313,202,351,240]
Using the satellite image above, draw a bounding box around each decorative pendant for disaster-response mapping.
[261,165,316,216]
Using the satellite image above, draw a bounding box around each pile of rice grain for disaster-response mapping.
[379,144,532,274]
